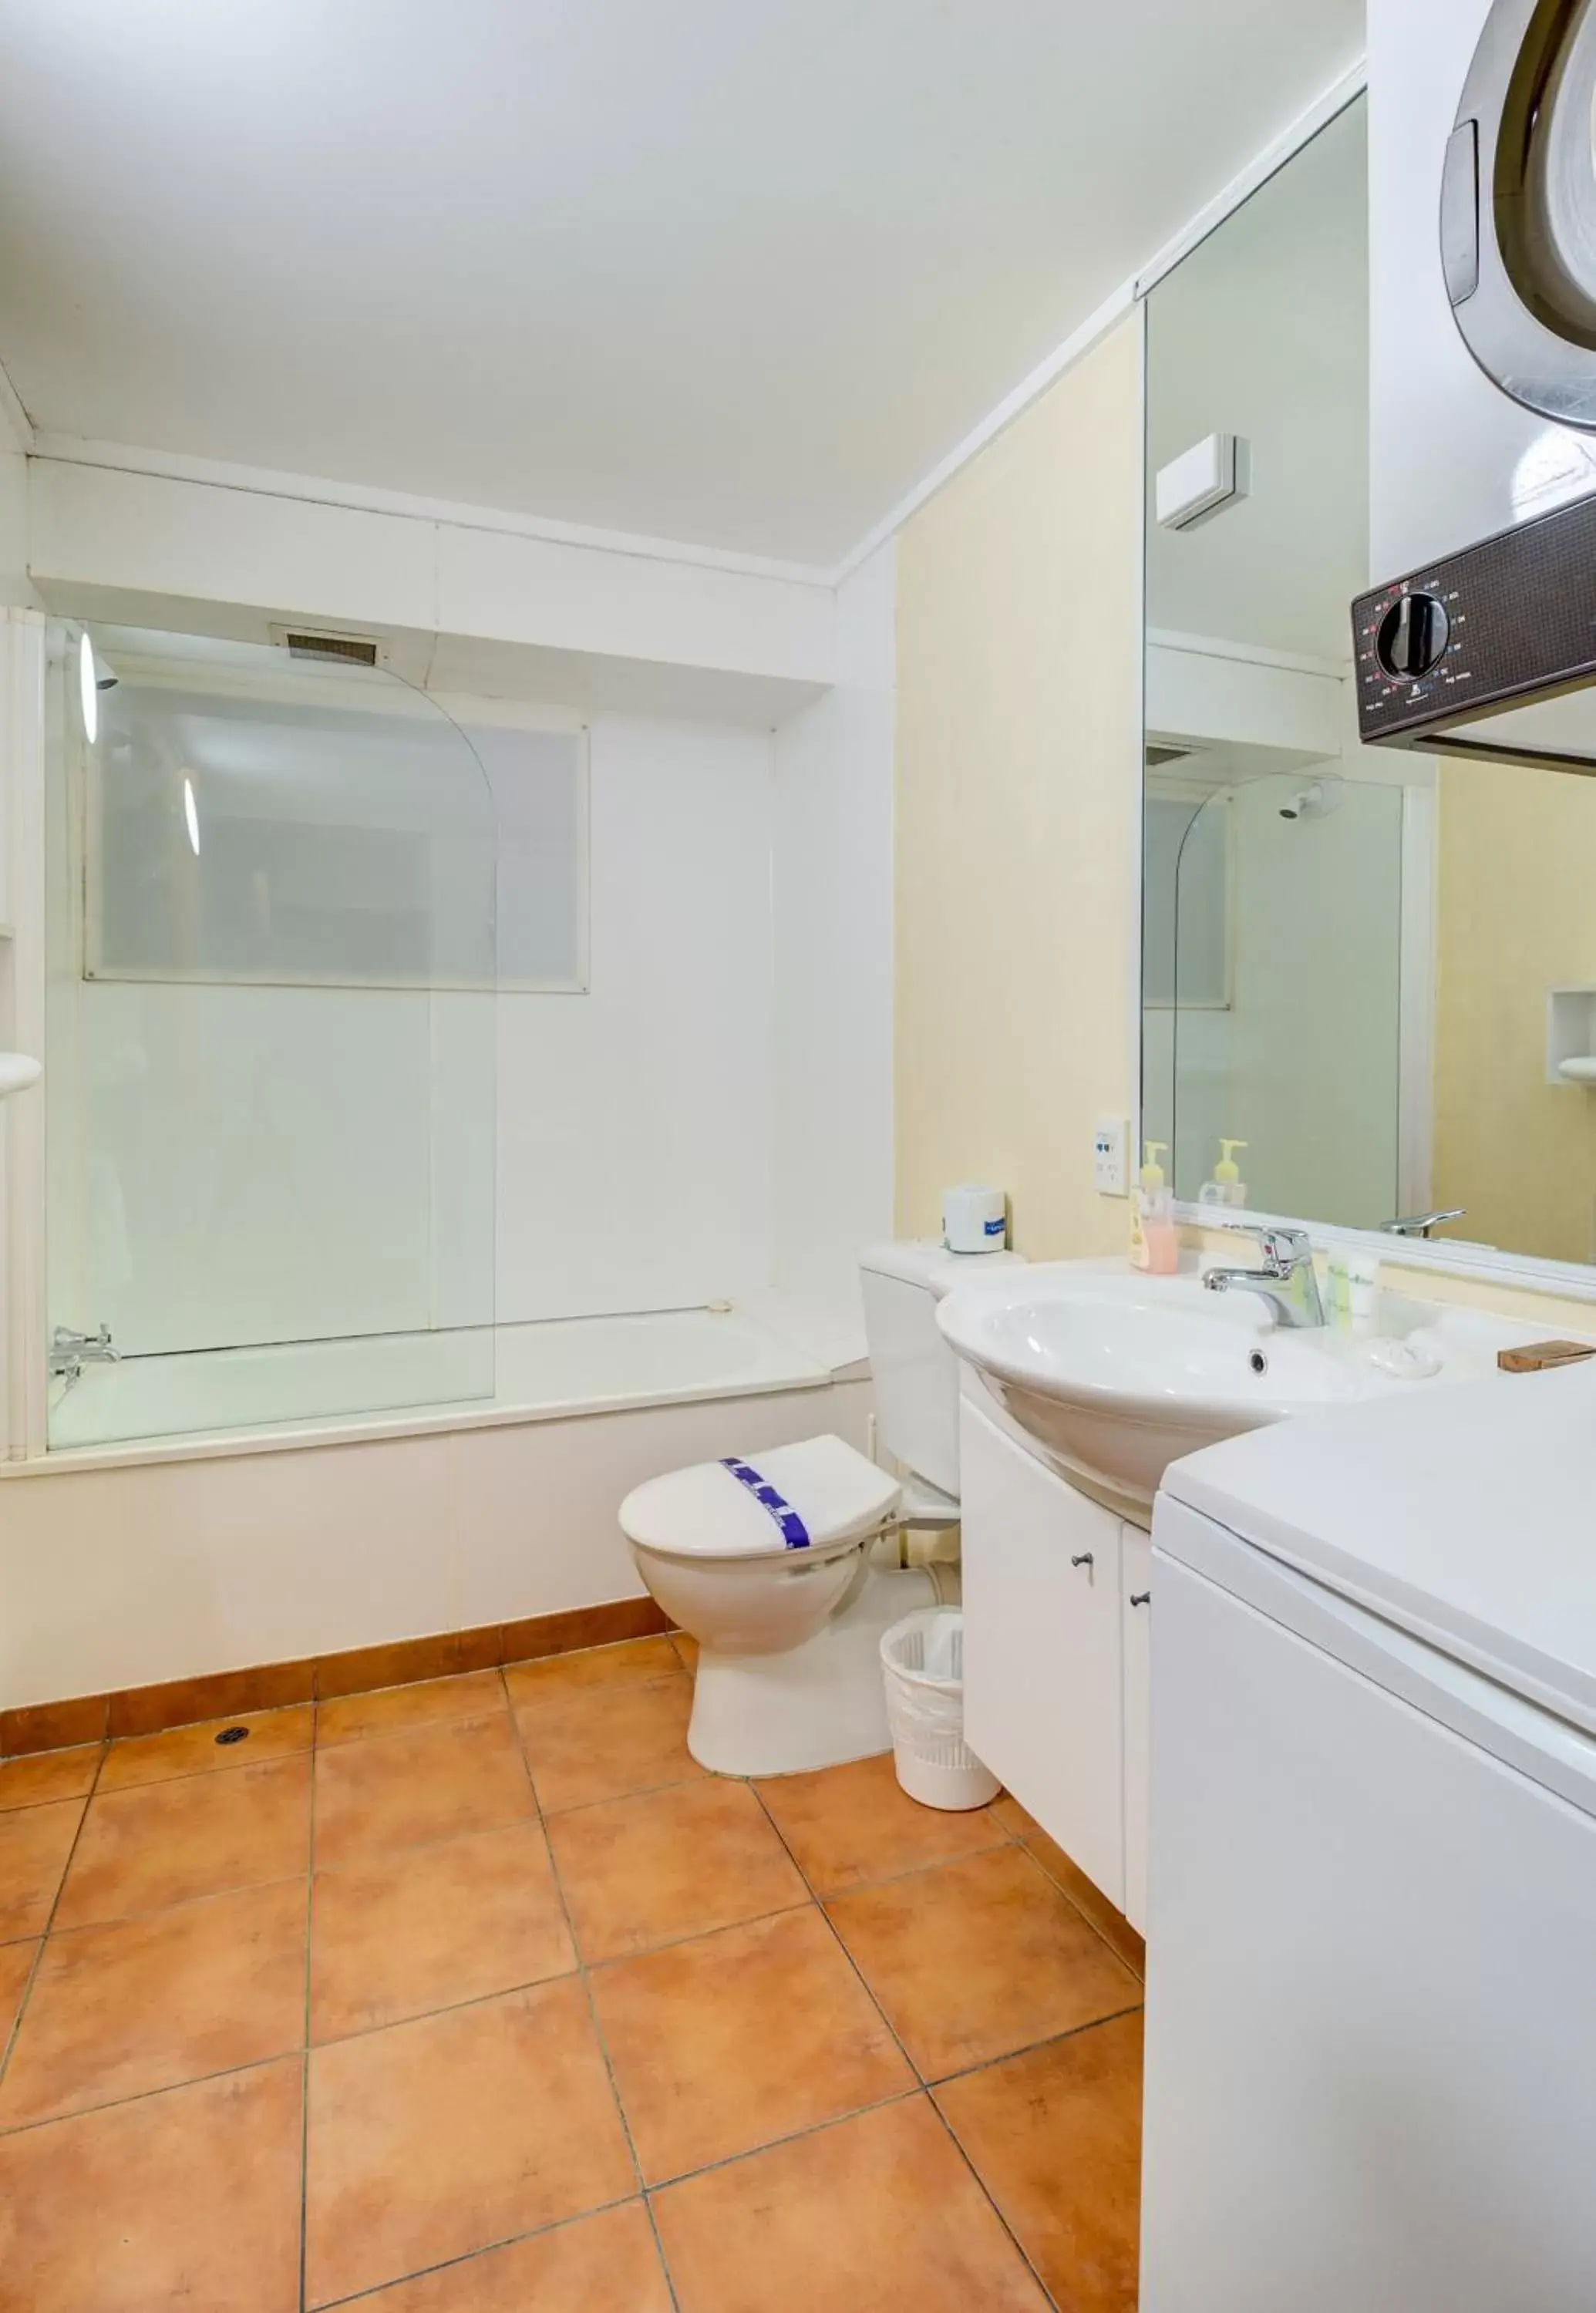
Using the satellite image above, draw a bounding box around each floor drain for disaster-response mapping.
[214,1725,251,1746]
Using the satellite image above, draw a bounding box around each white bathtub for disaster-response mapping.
[46,1305,846,1456]
[4,1302,873,1712]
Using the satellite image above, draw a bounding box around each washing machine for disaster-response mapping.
[1140,1361,1596,2310]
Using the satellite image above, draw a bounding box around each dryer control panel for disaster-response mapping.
[1353,490,1596,754]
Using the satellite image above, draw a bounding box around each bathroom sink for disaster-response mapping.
[935,1260,1533,1517]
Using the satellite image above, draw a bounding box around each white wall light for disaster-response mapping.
[182,773,200,857]
[78,631,98,744]
[1156,433,1251,530]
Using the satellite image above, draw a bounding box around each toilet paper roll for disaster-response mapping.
[942,1183,1007,1255]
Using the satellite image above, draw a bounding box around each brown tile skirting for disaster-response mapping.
[0,1598,672,1757]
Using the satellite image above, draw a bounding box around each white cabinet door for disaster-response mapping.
[960,1395,1126,1907]
[1121,1523,1153,1935]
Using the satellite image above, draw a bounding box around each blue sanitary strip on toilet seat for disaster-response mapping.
[719,1457,812,1550]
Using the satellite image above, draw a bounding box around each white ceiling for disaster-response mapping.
[0,1,1363,568]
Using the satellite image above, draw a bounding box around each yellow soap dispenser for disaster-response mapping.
[1214,1138,1248,1209]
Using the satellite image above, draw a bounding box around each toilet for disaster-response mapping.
[618,1241,1019,1777]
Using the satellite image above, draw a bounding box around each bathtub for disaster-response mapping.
[3,1301,874,1713]
[46,1305,847,1456]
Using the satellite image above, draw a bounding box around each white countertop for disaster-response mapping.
[1164,1359,1596,1734]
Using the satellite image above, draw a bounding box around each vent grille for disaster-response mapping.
[282,631,380,668]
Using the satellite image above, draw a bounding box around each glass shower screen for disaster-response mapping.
[44,625,498,1448]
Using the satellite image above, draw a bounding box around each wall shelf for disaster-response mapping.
[1547,988,1596,1086]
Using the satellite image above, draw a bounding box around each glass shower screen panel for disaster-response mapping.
[1170,773,1403,1227]
[45,626,497,1448]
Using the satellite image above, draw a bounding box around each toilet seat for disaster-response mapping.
[619,1434,901,1562]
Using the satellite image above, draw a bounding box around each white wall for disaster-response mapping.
[770,544,895,1311]
[495,712,777,1321]
[0,449,27,609]
[28,456,836,702]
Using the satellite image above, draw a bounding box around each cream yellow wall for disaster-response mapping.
[1433,756,1596,1266]
[894,315,1143,1258]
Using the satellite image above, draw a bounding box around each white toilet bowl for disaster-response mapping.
[616,1243,1017,1779]
[620,1433,953,1776]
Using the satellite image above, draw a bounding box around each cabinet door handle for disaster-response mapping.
[1130,1591,1151,1608]
[1070,1553,1093,1569]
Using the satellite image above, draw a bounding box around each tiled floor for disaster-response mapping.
[0,1636,1145,2311]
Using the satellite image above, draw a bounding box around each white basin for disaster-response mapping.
[936,1259,1549,1517]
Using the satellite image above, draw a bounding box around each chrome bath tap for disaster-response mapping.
[1202,1226,1326,1330]
[49,1324,118,1387]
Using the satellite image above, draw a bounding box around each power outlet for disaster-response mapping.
[1093,1116,1130,1197]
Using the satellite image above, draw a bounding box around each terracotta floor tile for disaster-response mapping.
[652,2094,1049,2312]
[935,2012,1143,2313]
[312,1714,534,1869]
[990,1794,1039,1837]
[594,1906,913,2182]
[826,1846,1141,2080]
[1021,1827,1146,1978]
[515,1674,703,1813]
[0,1747,101,1813]
[672,1631,699,1672]
[756,1752,1011,1895]
[504,1637,682,1710]
[0,2056,303,2312]
[548,1778,806,1962]
[0,1803,84,1942]
[311,1820,574,2042]
[0,1941,36,2049]
[99,1706,313,1794]
[54,1757,310,1931]
[0,1880,308,2130]
[315,1670,507,1748]
[348,2202,672,2312]
[305,1976,635,2307]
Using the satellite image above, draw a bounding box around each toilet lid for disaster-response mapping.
[618,1434,902,1560]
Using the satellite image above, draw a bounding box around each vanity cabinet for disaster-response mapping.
[959,1395,1130,1907]
[959,1392,1150,1928]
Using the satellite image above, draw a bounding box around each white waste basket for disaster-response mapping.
[879,1608,999,1811]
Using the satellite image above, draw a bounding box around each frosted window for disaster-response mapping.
[85,672,587,993]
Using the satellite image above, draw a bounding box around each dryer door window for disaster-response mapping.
[1449,0,1596,426]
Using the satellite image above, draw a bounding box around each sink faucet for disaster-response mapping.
[1203,1227,1326,1330]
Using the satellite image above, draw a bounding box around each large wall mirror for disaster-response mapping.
[1141,93,1596,1273]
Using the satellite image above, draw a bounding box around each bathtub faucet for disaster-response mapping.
[50,1323,118,1387]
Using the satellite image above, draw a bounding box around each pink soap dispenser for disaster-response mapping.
[1130,1142,1180,1275]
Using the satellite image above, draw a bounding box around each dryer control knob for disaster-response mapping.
[1375,592,1450,680]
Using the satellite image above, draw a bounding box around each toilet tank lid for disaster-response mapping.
[859,1241,1025,1297]
[619,1434,901,1559]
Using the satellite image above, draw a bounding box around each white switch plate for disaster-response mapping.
[1093,1116,1129,1197]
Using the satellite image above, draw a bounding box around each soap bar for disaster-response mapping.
[1497,1340,1596,1374]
